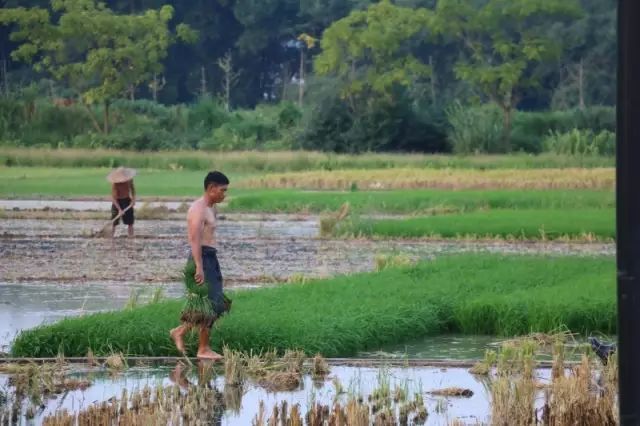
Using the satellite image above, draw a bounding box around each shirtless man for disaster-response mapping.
[171,171,230,360]
[107,167,136,238]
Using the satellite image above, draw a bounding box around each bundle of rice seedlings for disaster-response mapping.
[258,371,301,392]
[311,354,330,379]
[223,347,245,386]
[375,254,414,271]
[223,384,243,414]
[104,352,126,371]
[282,349,305,373]
[428,387,473,397]
[305,403,331,425]
[319,202,350,237]
[179,260,223,327]
[469,349,496,376]
[345,398,370,426]
[490,343,537,426]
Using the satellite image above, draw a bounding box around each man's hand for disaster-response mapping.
[117,207,124,216]
[195,266,205,285]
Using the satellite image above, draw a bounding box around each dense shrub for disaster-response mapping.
[446,102,503,154]
[299,87,448,153]
[446,104,615,154]
[543,129,615,156]
[511,107,615,153]
[0,92,615,153]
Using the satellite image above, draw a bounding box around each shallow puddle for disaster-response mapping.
[359,335,497,361]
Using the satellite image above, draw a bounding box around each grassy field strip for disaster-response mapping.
[0,148,615,170]
[11,254,615,358]
[334,209,615,240]
[239,168,615,190]
[226,189,614,214]
[0,167,614,206]
[0,167,258,198]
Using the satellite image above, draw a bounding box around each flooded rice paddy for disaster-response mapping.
[0,360,553,425]
[0,199,617,424]
[0,199,614,350]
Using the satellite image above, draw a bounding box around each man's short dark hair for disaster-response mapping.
[204,171,230,189]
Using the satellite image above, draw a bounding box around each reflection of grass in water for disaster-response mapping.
[335,208,614,241]
[12,254,615,358]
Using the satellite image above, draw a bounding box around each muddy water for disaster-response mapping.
[0,282,186,351]
[0,363,520,425]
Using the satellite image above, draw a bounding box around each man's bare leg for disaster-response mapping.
[111,224,116,238]
[170,324,190,354]
[128,224,134,238]
[196,327,223,361]
[169,361,191,389]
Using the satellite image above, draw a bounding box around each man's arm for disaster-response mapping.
[187,205,205,284]
[112,184,123,214]
[130,181,136,207]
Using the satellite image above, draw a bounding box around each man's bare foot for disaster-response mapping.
[196,348,223,361]
[170,328,186,354]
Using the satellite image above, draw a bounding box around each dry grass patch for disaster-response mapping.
[239,167,614,190]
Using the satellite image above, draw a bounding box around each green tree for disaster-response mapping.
[0,0,196,133]
[307,1,443,153]
[314,0,432,106]
[433,0,582,150]
[549,0,616,109]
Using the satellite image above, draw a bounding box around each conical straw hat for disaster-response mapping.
[106,167,136,183]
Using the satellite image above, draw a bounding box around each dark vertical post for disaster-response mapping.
[618,0,640,423]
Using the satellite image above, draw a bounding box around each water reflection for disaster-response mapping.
[0,361,498,425]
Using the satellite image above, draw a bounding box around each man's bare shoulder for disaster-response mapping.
[187,198,206,219]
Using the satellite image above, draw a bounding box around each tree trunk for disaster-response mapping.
[298,49,304,108]
[501,106,512,153]
[1,59,7,97]
[81,102,103,133]
[103,100,110,134]
[429,55,437,105]
[152,74,158,102]
[578,58,585,110]
[281,63,290,101]
[224,66,231,112]
[200,66,207,98]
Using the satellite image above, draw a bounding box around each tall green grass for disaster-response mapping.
[227,189,614,214]
[11,254,615,357]
[0,167,251,198]
[337,209,615,240]
[0,148,614,170]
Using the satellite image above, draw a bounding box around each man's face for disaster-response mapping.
[207,184,228,203]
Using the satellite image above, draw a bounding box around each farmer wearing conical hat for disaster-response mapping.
[106,167,136,238]
[171,171,231,361]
